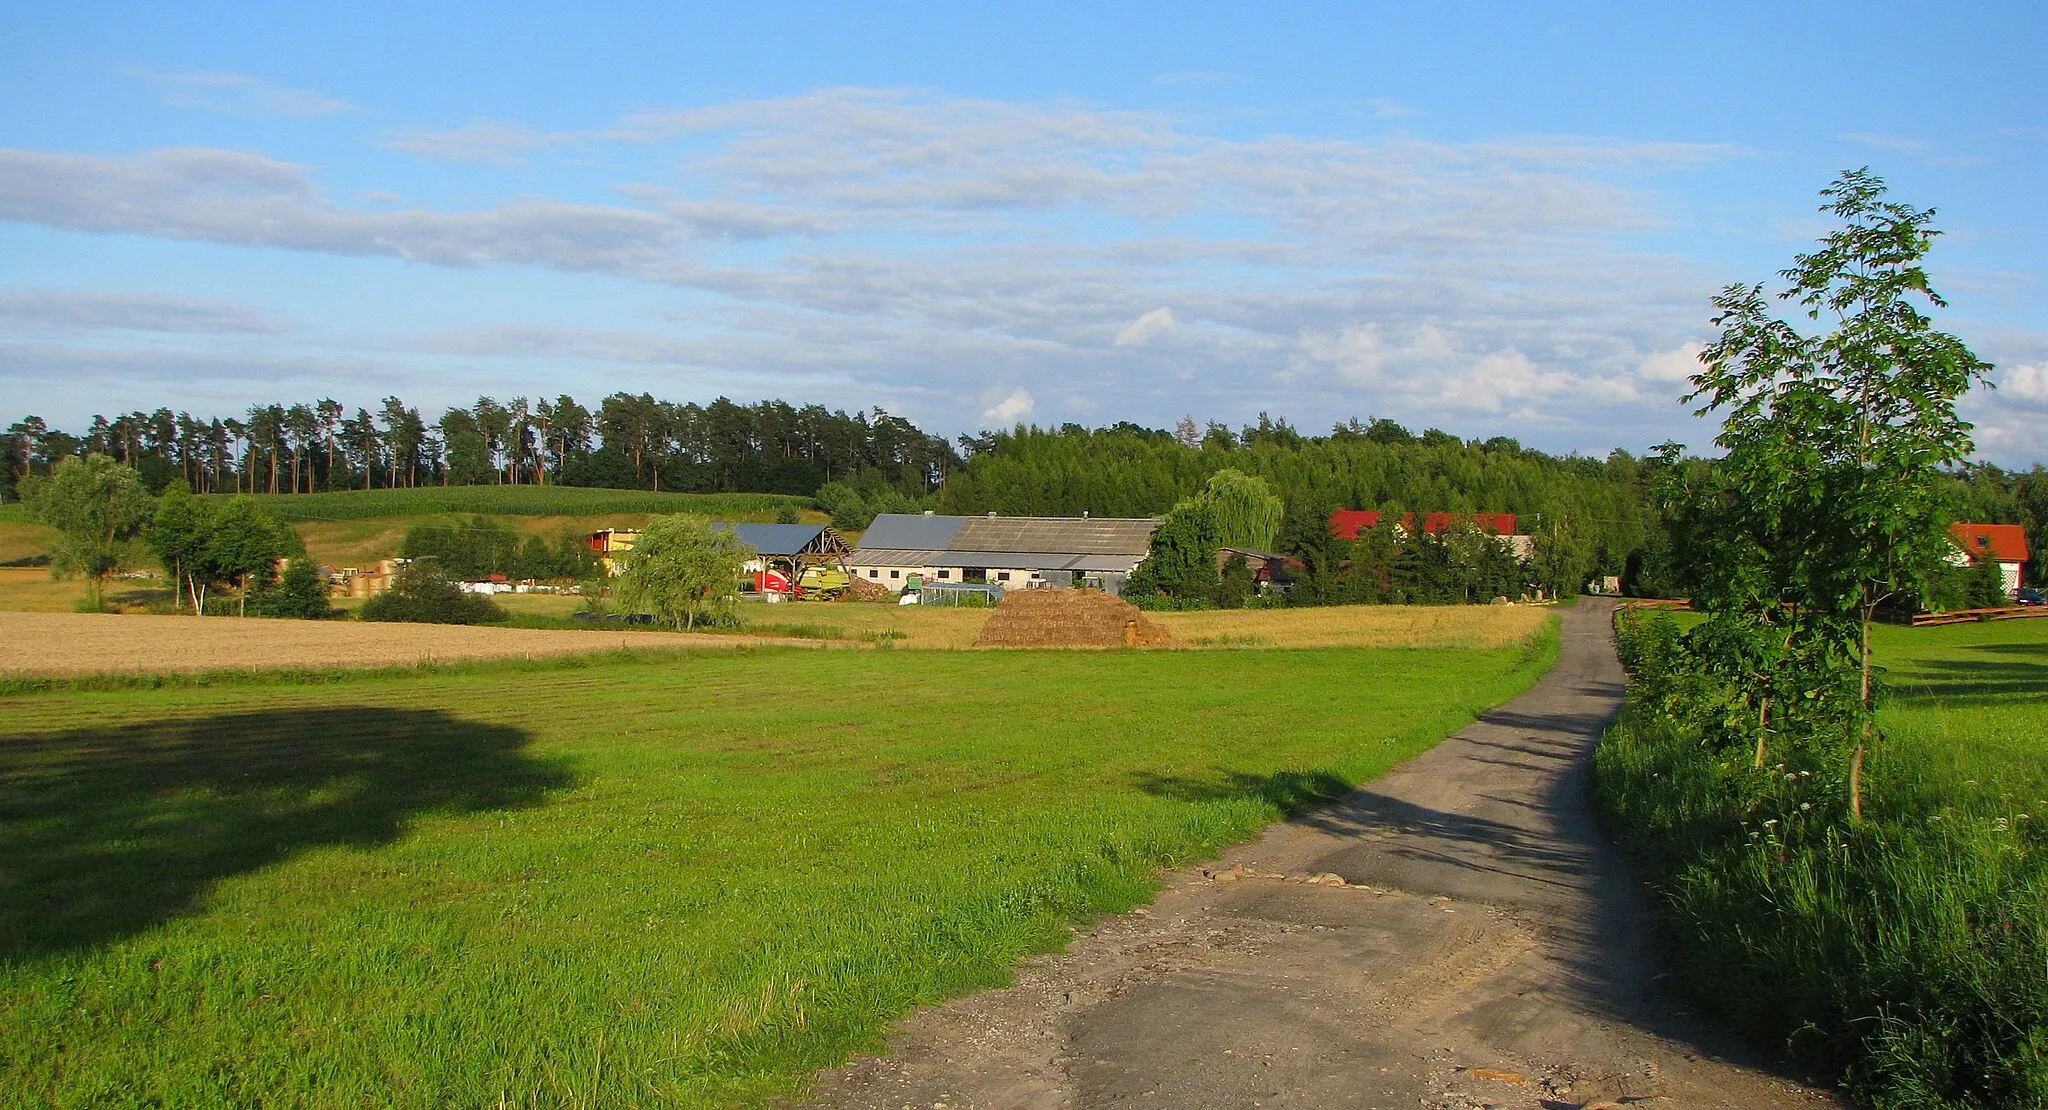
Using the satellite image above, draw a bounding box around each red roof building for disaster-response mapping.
[1949,523,2029,565]
[1329,510,1518,541]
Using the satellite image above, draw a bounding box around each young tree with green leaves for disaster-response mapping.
[1687,168,1991,818]
[612,515,753,630]
[20,453,155,608]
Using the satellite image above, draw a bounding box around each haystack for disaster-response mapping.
[975,588,1174,648]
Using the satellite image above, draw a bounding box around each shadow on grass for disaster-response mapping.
[1131,768,1352,817]
[1894,644,2048,702]
[0,707,571,961]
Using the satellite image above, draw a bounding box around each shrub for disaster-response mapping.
[359,562,508,625]
[1596,609,2048,1107]
[248,559,336,620]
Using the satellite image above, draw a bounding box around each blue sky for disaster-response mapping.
[2,2,2043,461]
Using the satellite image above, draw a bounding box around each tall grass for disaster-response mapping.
[1594,611,2048,1108]
[211,486,813,522]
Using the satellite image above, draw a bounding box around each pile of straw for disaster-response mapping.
[975,589,1173,648]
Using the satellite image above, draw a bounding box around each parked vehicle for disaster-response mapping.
[2016,586,2046,607]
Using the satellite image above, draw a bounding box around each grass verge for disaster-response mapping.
[1593,612,2048,1109]
[2,623,1554,1108]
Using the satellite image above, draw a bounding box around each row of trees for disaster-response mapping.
[3,396,955,503]
[942,419,1652,598]
[18,454,325,616]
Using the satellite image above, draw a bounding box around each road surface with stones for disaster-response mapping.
[799,598,1842,1110]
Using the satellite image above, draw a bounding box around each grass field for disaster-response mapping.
[0,624,1556,1108]
[1597,611,2048,1106]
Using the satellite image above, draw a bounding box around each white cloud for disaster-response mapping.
[1114,306,1177,346]
[981,388,1034,424]
[1637,341,1706,383]
[385,122,569,167]
[0,288,287,333]
[1365,98,1422,119]
[127,70,353,117]
[0,89,1779,445]
[2000,362,2048,404]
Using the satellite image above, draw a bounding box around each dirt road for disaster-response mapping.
[801,600,1842,1109]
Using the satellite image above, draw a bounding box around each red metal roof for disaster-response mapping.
[1328,510,1518,541]
[1950,522,2030,563]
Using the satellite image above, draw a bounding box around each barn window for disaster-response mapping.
[997,571,1011,582]
[868,569,879,578]
[890,570,900,579]
[937,570,950,579]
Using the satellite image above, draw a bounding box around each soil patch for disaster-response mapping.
[976,589,1173,648]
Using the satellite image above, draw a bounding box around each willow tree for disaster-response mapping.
[1200,468,1283,550]
[1689,168,1990,818]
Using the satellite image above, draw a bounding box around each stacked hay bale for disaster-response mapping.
[975,589,1174,648]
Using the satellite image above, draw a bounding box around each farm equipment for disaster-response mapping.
[795,565,852,601]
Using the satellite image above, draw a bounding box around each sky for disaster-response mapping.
[2,2,2044,462]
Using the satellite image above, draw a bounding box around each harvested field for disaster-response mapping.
[1153,603,1553,649]
[977,589,1173,648]
[0,611,817,677]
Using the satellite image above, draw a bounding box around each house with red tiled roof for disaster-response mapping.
[1947,522,2030,597]
[1328,509,1533,561]
[1328,510,1517,541]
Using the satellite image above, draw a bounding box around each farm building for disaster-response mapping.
[589,524,850,580]
[1216,546,1299,590]
[1947,522,2029,597]
[1328,510,1535,560]
[849,512,1161,594]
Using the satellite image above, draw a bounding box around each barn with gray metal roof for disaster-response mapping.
[849,512,1160,594]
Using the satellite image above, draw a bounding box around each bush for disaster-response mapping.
[359,562,508,625]
[247,559,336,619]
[1595,610,2048,1107]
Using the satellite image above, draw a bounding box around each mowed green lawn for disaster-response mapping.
[1,632,1556,1108]
[1871,618,2048,820]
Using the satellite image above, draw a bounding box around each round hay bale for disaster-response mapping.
[975,588,1174,648]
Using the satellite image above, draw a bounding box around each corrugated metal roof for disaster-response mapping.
[859,514,968,550]
[847,547,1145,572]
[948,515,1159,555]
[928,551,1145,572]
[714,523,827,557]
[846,548,946,567]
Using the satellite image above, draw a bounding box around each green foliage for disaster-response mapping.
[1200,469,1284,550]
[1124,499,1219,603]
[814,478,936,532]
[359,562,508,624]
[1966,555,2008,609]
[0,635,1554,1106]
[150,490,297,615]
[226,485,812,522]
[612,514,751,630]
[19,453,155,606]
[247,559,336,620]
[401,516,522,581]
[1598,611,2048,1108]
[1216,552,1256,610]
[1679,169,1991,816]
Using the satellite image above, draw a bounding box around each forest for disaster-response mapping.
[10,398,2047,596]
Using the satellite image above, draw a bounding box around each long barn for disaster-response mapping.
[849,513,1160,594]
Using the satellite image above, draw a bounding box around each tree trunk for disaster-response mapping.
[1754,694,1770,769]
